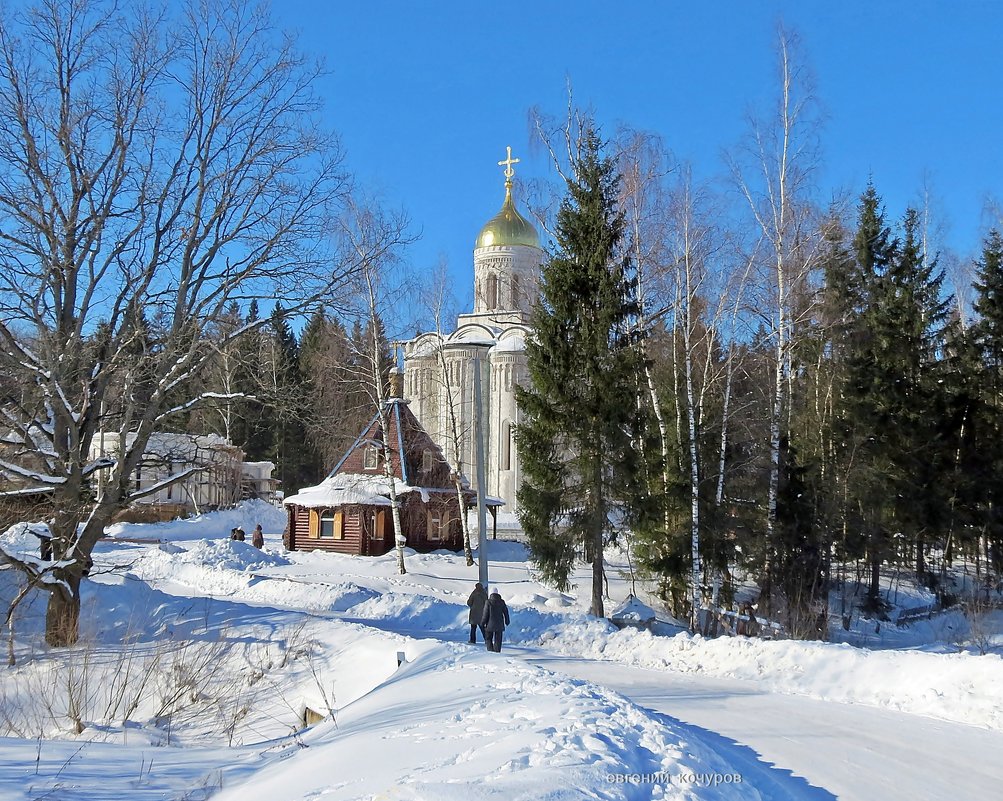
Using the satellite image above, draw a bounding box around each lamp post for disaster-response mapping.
[472,346,490,588]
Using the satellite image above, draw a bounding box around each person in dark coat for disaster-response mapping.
[466,582,487,644]
[251,524,264,549]
[480,589,510,652]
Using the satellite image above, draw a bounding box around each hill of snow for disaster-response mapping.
[1,503,1002,799]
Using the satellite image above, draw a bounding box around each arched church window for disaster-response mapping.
[422,449,433,473]
[364,445,378,470]
[487,273,498,310]
[511,274,520,308]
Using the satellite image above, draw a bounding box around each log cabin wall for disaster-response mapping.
[287,492,464,555]
[290,504,367,555]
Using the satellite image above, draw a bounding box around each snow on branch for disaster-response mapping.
[82,456,117,477]
[155,392,252,424]
[128,466,201,502]
[0,458,67,484]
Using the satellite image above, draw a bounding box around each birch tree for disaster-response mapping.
[422,262,475,565]
[730,26,822,612]
[0,0,363,645]
[336,198,414,575]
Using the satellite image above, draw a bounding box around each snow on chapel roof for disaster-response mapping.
[283,473,415,508]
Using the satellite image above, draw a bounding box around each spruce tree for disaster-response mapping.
[515,127,651,618]
[299,309,355,469]
[973,230,1003,377]
[233,300,273,461]
[265,303,313,495]
[842,186,900,608]
[842,190,952,605]
[887,209,951,578]
[971,230,1003,572]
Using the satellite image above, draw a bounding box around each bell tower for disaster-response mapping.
[470,147,542,322]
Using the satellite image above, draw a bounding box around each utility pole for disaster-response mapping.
[473,348,489,588]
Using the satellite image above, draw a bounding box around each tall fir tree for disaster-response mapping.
[887,208,951,578]
[841,188,952,606]
[233,300,274,461]
[841,186,900,608]
[970,230,1003,573]
[973,230,1003,378]
[300,309,350,470]
[515,126,655,618]
[264,303,314,495]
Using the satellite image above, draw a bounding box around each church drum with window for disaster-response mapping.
[282,386,484,555]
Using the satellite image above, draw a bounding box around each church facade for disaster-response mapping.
[403,150,543,524]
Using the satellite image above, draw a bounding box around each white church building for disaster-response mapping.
[403,149,543,526]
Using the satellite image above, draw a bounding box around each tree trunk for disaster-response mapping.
[590,456,605,619]
[45,575,81,647]
[591,525,605,619]
[683,295,702,632]
[868,548,881,609]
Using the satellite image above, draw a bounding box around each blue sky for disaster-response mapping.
[278,1,1003,313]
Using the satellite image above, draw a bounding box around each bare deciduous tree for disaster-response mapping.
[335,197,415,575]
[421,261,476,565]
[729,25,823,612]
[0,0,371,645]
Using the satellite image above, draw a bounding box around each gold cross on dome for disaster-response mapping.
[498,146,520,180]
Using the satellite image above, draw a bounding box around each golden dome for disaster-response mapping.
[475,182,540,250]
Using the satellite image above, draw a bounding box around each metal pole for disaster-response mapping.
[473,350,489,588]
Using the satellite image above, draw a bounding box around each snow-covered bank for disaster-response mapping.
[4,502,1002,799]
[320,582,1003,733]
[1,563,768,799]
[104,498,286,541]
[112,523,1003,735]
[538,625,1003,732]
[213,643,758,801]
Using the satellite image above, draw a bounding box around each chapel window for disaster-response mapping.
[364,446,379,470]
[487,273,498,310]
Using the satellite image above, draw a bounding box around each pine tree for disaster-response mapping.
[842,186,900,609]
[515,126,652,618]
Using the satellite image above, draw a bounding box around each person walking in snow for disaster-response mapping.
[466,582,487,644]
[480,588,510,652]
[251,524,264,549]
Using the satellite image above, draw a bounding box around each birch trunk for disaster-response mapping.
[732,29,819,615]
[364,266,407,575]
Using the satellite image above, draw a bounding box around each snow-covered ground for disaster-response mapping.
[2,503,1002,800]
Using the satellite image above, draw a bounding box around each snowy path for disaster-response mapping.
[523,652,1003,801]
